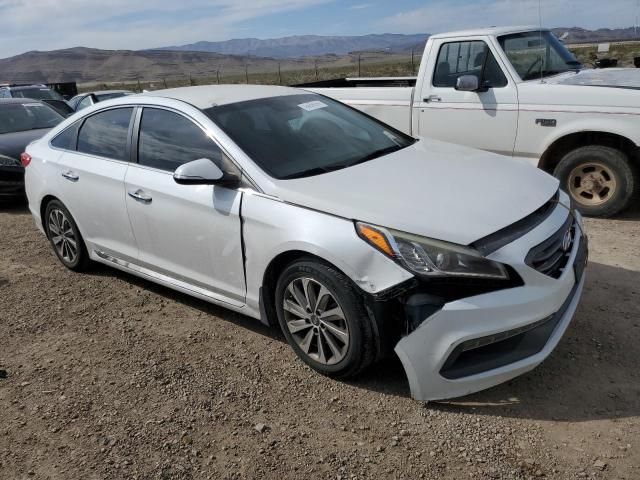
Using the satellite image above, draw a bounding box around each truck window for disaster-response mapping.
[433,41,507,89]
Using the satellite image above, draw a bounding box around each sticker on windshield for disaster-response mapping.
[298,100,328,111]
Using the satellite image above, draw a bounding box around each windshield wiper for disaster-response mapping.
[343,145,404,168]
[281,165,343,179]
[523,70,564,81]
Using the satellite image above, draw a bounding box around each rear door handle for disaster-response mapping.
[61,170,79,182]
[424,95,442,103]
[128,189,152,204]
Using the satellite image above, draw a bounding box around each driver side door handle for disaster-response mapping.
[424,95,442,103]
[128,189,153,204]
[61,170,79,182]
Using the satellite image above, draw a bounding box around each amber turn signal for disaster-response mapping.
[356,223,394,257]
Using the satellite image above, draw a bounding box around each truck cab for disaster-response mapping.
[311,26,640,217]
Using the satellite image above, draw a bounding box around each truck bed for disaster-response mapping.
[304,78,415,135]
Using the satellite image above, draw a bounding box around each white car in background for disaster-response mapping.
[23,85,587,401]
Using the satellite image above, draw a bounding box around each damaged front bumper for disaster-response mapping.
[393,208,587,402]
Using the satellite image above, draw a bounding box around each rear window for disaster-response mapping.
[77,108,133,161]
[11,88,64,101]
[0,102,63,134]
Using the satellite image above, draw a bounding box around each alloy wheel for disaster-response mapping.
[568,162,617,206]
[283,277,349,365]
[48,208,78,264]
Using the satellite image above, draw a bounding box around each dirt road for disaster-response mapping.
[1,200,639,480]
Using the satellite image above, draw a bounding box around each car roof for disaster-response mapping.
[0,98,44,105]
[2,85,50,91]
[430,25,543,39]
[141,84,303,109]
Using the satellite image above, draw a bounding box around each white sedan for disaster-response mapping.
[23,85,587,401]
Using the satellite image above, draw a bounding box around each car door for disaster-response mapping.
[417,38,518,156]
[124,106,245,305]
[55,106,138,262]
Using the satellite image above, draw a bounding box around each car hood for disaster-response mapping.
[271,139,559,246]
[0,128,51,160]
[549,68,640,89]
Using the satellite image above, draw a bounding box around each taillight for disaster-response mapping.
[20,152,32,167]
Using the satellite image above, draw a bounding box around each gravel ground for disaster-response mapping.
[1,199,639,480]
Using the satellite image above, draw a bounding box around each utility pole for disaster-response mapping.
[314,59,318,80]
[245,64,249,84]
[278,63,282,85]
[358,54,361,77]
[411,48,415,75]
[137,76,142,93]
[216,70,220,84]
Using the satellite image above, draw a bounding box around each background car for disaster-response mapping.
[0,98,64,199]
[68,90,133,112]
[0,84,74,117]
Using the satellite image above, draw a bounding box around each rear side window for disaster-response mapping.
[77,108,133,161]
[137,108,222,172]
[433,41,507,88]
[51,121,81,150]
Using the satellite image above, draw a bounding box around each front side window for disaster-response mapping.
[205,94,414,179]
[433,41,507,88]
[137,108,222,172]
[77,108,133,161]
[0,102,63,134]
[499,31,582,81]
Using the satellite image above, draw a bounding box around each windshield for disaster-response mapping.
[204,94,415,179]
[0,102,63,134]
[498,31,582,81]
[12,87,65,101]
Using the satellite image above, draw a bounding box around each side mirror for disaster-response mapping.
[455,75,480,92]
[173,158,240,188]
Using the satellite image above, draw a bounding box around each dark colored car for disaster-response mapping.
[0,85,75,117]
[68,90,133,111]
[0,99,64,198]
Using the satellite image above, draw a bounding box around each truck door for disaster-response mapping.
[417,37,518,156]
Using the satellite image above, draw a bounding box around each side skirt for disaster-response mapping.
[92,250,259,317]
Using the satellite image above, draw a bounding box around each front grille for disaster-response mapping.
[526,214,576,279]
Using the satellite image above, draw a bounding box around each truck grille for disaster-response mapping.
[525,214,576,279]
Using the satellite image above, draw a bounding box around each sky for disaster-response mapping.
[0,0,638,59]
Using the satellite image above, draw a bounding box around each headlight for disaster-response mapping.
[0,154,20,167]
[356,222,509,280]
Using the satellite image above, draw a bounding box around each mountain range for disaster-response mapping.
[155,33,429,58]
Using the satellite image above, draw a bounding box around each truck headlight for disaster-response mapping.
[356,222,509,280]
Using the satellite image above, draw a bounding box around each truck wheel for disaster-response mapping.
[553,146,637,218]
[275,259,376,379]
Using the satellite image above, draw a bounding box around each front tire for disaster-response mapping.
[44,200,91,271]
[553,145,637,218]
[275,259,376,379]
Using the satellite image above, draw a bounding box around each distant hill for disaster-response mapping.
[552,27,640,43]
[155,33,430,58]
[0,47,279,84]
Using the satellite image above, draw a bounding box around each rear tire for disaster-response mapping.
[553,146,637,218]
[275,259,376,379]
[44,200,91,272]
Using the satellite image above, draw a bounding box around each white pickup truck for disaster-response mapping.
[310,26,640,217]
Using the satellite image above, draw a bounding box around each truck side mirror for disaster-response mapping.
[455,75,480,92]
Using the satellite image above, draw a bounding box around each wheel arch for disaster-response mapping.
[259,250,352,328]
[39,194,59,233]
[538,130,639,174]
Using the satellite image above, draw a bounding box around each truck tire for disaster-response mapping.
[553,145,637,218]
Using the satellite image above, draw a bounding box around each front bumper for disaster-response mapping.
[394,204,587,402]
